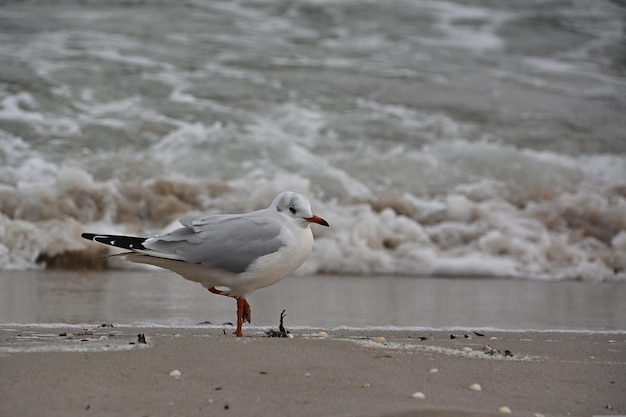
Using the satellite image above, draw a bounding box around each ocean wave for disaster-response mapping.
[1,164,624,281]
[1,0,625,281]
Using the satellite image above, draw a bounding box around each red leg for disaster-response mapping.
[241,298,251,324]
[208,288,251,337]
[235,298,245,337]
[208,287,226,296]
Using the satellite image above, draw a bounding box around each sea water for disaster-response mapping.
[1,0,625,281]
[2,271,625,331]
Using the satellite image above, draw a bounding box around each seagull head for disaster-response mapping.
[271,191,329,228]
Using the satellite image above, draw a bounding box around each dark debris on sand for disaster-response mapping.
[266,309,290,338]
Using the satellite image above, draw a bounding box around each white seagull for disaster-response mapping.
[82,191,329,336]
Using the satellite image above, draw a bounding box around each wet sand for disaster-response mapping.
[1,326,624,417]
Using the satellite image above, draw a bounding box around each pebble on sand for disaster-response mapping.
[169,370,182,378]
[468,383,482,392]
[372,337,386,344]
[483,344,493,351]
[498,406,512,413]
[462,347,473,353]
[411,392,426,399]
[428,368,438,374]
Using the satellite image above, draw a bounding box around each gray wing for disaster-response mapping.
[143,211,285,274]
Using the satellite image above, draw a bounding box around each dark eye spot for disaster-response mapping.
[289,206,296,214]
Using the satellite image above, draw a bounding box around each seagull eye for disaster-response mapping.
[289,206,297,214]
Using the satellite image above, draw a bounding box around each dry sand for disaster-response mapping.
[0,326,624,417]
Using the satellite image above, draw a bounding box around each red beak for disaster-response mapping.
[306,215,329,227]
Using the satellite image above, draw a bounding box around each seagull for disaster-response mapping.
[81,191,329,336]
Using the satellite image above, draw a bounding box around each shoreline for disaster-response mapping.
[1,326,624,417]
[3,322,626,334]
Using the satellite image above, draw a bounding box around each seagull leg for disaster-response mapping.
[208,287,226,296]
[234,298,252,337]
[241,298,251,324]
[208,287,251,337]
[235,298,246,337]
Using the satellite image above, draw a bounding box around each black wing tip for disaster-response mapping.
[81,233,147,250]
[81,233,97,241]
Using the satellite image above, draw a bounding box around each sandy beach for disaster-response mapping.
[1,272,625,416]
[1,326,624,417]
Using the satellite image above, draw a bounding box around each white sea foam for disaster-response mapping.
[0,151,624,281]
[418,1,510,52]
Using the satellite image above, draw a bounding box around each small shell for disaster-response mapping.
[361,383,370,388]
[411,392,426,399]
[428,368,438,374]
[462,347,473,353]
[498,406,512,414]
[490,336,498,340]
[372,337,386,344]
[483,344,497,355]
[304,372,311,377]
[169,370,182,378]
[468,383,482,392]
[318,331,328,337]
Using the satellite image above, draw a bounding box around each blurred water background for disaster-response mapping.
[1,0,625,282]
